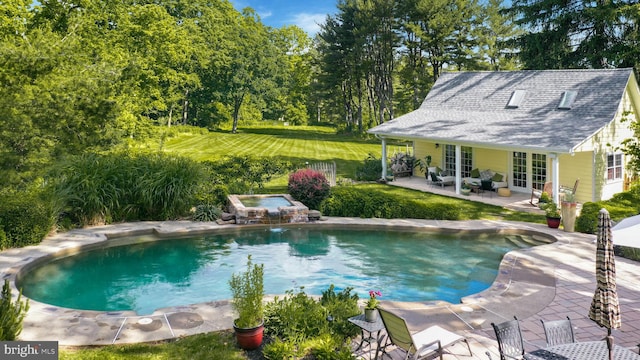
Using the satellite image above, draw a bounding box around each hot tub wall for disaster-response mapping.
[228,194,309,225]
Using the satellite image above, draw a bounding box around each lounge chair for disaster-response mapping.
[540,316,575,347]
[530,182,552,206]
[376,306,472,360]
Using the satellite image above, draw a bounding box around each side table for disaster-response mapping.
[348,313,386,359]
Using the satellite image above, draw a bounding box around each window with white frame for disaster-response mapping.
[531,153,547,190]
[607,153,623,181]
[444,145,472,177]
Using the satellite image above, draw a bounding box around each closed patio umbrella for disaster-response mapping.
[589,208,621,360]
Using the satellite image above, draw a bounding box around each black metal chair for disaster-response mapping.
[491,316,527,360]
[540,316,575,347]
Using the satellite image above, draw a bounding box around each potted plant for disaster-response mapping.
[542,201,561,228]
[539,191,551,205]
[364,290,382,322]
[229,255,265,350]
[417,155,433,179]
[561,190,577,232]
[461,182,472,196]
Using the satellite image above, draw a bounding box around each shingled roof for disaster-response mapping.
[369,68,634,153]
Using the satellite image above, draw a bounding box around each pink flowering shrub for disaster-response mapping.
[287,168,331,210]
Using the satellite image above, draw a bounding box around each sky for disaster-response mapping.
[229,0,337,36]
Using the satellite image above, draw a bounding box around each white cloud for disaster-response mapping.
[292,13,327,35]
[259,10,273,20]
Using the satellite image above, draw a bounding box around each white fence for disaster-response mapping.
[308,161,337,186]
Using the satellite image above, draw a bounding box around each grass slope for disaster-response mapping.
[161,125,383,179]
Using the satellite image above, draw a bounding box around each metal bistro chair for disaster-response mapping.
[540,316,576,347]
[491,317,527,360]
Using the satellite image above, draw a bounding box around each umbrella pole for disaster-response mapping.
[606,328,614,360]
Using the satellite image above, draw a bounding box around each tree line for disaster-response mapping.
[1,0,639,186]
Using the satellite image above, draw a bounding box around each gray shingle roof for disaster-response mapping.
[368,69,633,153]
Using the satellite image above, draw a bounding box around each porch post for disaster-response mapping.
[550,153,560,204]
[455,145,461,194]
[381,137,387,180]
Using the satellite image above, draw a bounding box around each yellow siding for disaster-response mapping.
[556,152,592,203]
[472,148,509,175]
[414,142,442,175]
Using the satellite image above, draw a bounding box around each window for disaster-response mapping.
[531,153,547,190]
[607,153,623,181]
[512,152,527,188]
[558,91,577,109]
[507,90,526,108]
[444,145,472,177]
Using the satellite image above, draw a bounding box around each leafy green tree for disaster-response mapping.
[509,0,639,69]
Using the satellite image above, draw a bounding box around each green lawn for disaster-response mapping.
[161,125,384,180]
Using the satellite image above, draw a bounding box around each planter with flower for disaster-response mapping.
[364,290,382,322]
[542,201,561,228]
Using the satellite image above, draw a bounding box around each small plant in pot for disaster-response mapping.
[542,201,561,228]
[417,155,433,179]
[229,255,265,350]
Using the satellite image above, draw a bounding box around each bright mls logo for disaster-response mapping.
[1,341,58,360]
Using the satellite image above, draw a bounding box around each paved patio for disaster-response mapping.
[387,175,550,214]
[1,217,639,359]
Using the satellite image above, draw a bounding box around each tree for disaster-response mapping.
[211,9,285,133]
[509,0,639,69]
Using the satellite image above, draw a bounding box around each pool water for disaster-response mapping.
[19,228,550,315]
[239,195,292,209]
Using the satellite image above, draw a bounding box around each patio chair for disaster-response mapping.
[540,316,575,347]
[430,172,444,187]
[376,306,472,360]
[530,182,552,206]
[491,316,527,360]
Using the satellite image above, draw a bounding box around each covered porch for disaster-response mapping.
[386,176,545,214]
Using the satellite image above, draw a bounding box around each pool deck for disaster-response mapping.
[1,218,639,359]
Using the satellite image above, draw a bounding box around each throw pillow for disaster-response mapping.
[480,170,492,180]
[471,168,480,178]
[436,167,443,175]
[492,173,504,182]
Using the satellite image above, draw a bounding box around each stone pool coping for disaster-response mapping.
[0,218,589,346]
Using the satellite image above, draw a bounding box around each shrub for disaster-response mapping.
[320,285,361,338]
[203,156,294,195]
[355,153,383,181]
[287,169,331,210]
[264,288,329,341]
[192,204,222,222]
[0,190,55,249]
[320,186,460,220]
[263,337,299,359]
[263,285,359,358]
[576,200,638,234]
[51,152,208,226]
[0,280,29,340]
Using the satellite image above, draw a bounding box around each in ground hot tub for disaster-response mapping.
[227,194,309,224]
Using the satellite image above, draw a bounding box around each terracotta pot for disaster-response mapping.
[546,216,561,229]
[233,321,264,350]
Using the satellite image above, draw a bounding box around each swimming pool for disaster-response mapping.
[18,226,552,315]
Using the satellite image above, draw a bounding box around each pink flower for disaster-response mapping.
[366,290,382,309]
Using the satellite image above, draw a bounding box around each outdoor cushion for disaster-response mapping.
[480,169,493,180]
[470,168,481,178]
[492,173,504,182]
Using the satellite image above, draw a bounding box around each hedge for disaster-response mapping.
[320,186,459,220]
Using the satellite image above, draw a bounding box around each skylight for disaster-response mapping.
[507,90,526,108]
[558,90,577,109]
